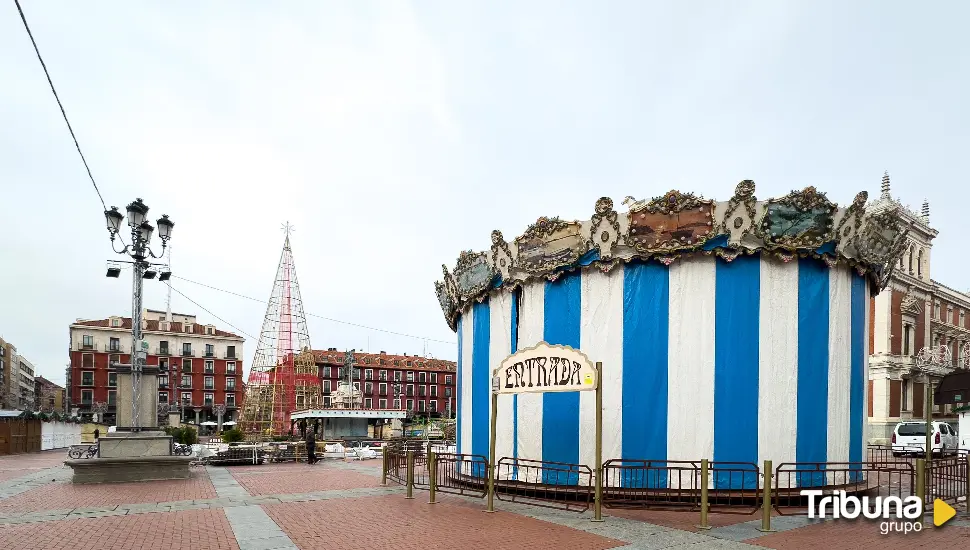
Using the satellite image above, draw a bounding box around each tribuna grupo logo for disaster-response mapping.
[802,490,926,534]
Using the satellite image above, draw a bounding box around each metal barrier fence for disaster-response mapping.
[707,462,761,514]
[600,460,760,515]
[866,444,925,464]
[926,455,969,509]
[773,461,915,515]
[384,448,407,486]
[602,459,700,510]
[380,450,968,527]
[432,453,489,498]
[493,457,593,512]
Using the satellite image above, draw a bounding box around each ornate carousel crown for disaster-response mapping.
[434,181,911,331]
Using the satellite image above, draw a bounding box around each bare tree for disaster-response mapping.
[3,386,25,411]
[35,384,60,414]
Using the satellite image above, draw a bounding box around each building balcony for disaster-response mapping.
[204,351,215,358]
[156,347,171,356]
[104,344,125,353]
[224,352,237,360]
[77,342,95,351]
[159,382,169,389]
[180,349,195,357]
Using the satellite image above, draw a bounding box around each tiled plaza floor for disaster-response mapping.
[0,450,965,549]
[230,465,382,496]
[0,509,238,550]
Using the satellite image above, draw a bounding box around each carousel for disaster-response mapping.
[435,180,908,489]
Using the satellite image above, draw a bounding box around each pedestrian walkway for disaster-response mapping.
[0,452,964,549]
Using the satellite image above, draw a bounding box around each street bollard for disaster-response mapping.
[915,458,926,519]
[697,459,711,530]
[429,451,437,504]
[756,460,774,533]
[406,450,415,499]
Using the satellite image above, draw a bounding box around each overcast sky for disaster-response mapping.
[2,1,968,383]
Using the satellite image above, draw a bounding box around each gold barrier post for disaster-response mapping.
[381,450,388,485]
[486,391,498,513]
[756,460,774,532]
[697,458,711,530]
[592,361,604,522]
[429,450,437,504]
[966,454,970,514]
[915,458,925,518]
[406,450,415,499]
[924,382,933,469]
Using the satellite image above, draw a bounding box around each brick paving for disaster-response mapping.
[0,451,964,549]
[264,494,625,550]
[752,517,970,549]
[0,470,42,484]
[0,509,238,550]
[0,472,216,513]
[230,463,382,496]
[608,507,769,532]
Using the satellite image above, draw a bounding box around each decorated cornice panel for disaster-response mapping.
[433,181,909,331]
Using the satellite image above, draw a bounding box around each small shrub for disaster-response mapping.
[221,428,245,443]
[164,426,198,445]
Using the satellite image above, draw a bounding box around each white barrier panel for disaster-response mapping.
[41,422,82,450]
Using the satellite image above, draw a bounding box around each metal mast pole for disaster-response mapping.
[130,243,146,429]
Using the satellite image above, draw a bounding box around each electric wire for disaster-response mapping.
[172,275,458,345]
[164,283,259,342]
[14,0,107,212]
[14,1,451,348]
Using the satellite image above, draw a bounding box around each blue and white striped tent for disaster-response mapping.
[435,184,905,489]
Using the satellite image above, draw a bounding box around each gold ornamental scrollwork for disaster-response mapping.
[719,180,758,237]
[589,197,621,259]
[760,186,837,250]
[453,250,497,302]
[515,216,588,276]
[627,190,716,254]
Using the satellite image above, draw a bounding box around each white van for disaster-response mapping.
[891,421,958,457]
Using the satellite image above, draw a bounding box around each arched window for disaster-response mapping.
[908,246,915,273]
[917,249,923,277]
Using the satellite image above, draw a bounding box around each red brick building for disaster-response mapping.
[315,349,456,416]
[68,310,245,425]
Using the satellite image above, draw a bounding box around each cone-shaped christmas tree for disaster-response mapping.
[239,227,320,436]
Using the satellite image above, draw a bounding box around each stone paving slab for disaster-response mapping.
[224,505,297,550]
[703,515,829,541]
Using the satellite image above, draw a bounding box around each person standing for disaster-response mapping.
[93,428,100,441]
[305,429,316,465]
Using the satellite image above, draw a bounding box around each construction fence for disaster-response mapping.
[382,445,970,529]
